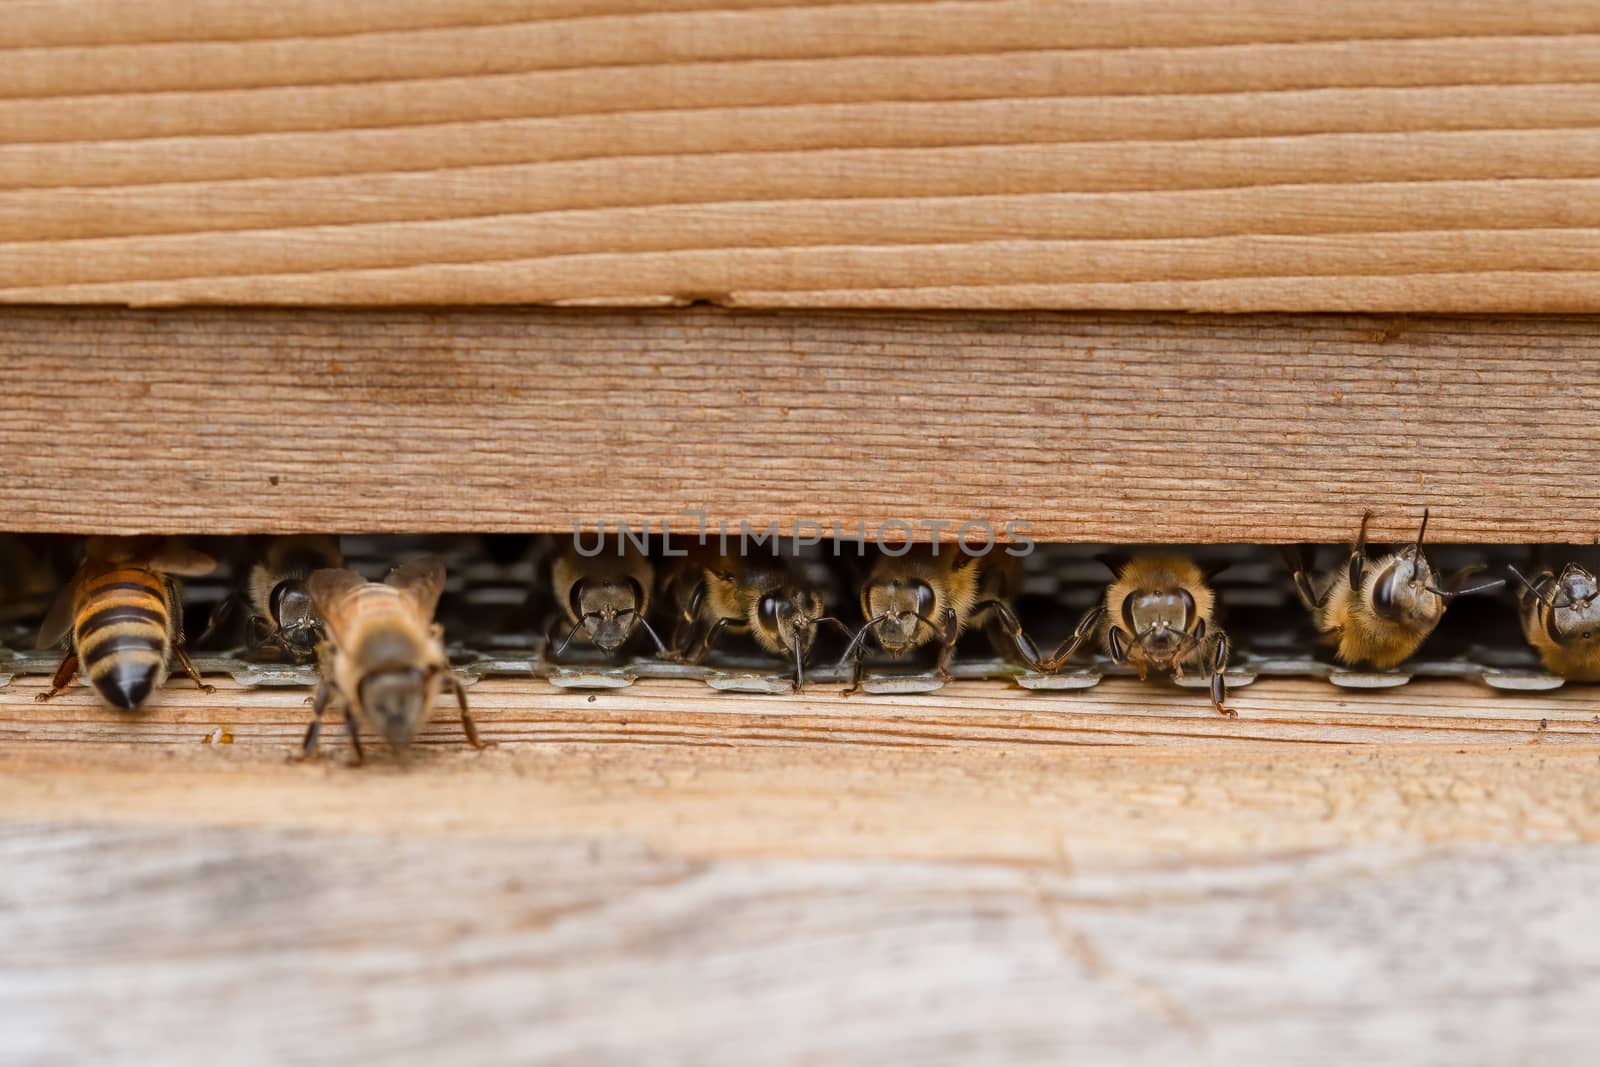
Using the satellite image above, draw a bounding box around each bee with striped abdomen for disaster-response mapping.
[1288,509,1502,670]
[1098,554,1234,716]
[1508,561,1600,681]
[34,537,216,710]
[839,545,1043,693]
[303,557,482,763]
[661,548,842,690]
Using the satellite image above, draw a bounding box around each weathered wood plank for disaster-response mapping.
[2,307,1596,540]
[6,671,1600,1063]
[6,822,1598,1065]
[4,737,1600,1064]
[1,1,1597,309]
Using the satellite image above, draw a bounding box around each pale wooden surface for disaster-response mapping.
[4,678,1600,1064]
[5,307,1598,542]
[2,1,1598,310]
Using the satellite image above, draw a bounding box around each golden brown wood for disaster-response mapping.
[1,1,1598,309]
[3,307,1597,541]
[3,675,1591,754]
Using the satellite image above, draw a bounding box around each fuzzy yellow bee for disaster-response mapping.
[304,557,482,762]
[1289,509,1502,670]
[1508,561,1600,681]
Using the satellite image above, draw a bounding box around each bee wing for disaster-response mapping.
[33,580,76,650]
[385,556,447,621]
[307,568,370,637]
[148,540,218,578]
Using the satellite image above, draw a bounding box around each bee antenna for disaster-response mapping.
[632,613,670,656]
[1426,578,1505,601]
[553,618,583,656]
[836,613,888,666]
[815,616,857,642]
[1506,564,1563,609]
[910,613,944,642]
[1412,507,1430,555]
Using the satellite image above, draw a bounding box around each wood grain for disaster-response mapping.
[3,307,1598,541]
[1,1,1598,309]
[5,686,1600,1063]
[7,674,1596,753]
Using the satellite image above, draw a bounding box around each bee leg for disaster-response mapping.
[693,617,734,663]
[665,610,701,663]
[1208,631,1236,718]
[934,608,961,683]
[298,679,336,760]
[1108,627,1151,681]
[443,672,486,749]
[663,581,708,662]
[1106,625,1130,665]
[172,644,215,696]
[841,659,864,696]
[1043,606,1105,672]
[838,627,876,700]
[344,704,365,767]
[976,599,1044,672]
[34,650,80,703]
[1292,570,1326,611]
[1282,546,1330,611]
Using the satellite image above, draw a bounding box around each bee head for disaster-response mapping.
[358,667,428,749]
[572,577,644,652]
[1124,587,1195,660]
[868,578,938,655]
[1548,563,1600,643]
[1370,550,1443,626]
[753,585,825,662]
[269,579,325,657]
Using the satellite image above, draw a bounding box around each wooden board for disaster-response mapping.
[4,307,1598,542]
[7,675,1595,751]
[2,1,1598,310]
[5,676,1600,1063]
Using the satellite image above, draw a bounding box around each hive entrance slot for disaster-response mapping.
[0,534,1585,699]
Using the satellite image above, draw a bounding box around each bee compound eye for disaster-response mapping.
[268,580,294,624]
[1371,566,1403,620]
[1178,588,1197,630]
[758,593,783,634]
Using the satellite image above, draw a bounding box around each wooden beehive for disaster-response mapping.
[4,3,1600,1061]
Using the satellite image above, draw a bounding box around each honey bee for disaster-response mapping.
[33,536,216,710]
[1098,554,1234,716]
[1288,509,1502,670]
[1508,561,1600,680]
[661,548,841,689]
[547,538,667,657]
[839,546,1042,693]
[303,557,482,762]
[201,535,343,660]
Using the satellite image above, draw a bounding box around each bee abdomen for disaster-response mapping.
[76,572,172,711]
